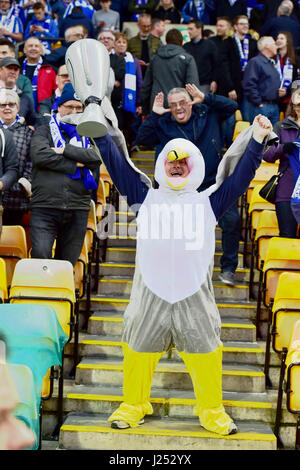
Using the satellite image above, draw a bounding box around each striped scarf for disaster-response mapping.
[123,52,136,114]
[22,56,43,111]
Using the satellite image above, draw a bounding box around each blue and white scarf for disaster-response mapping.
[228,0,238,6]
[123,52,136,114]
[275,56,294,89]
[234,34,249,71]
[0,11,23,43]
[0,113,20,128]
[29,16,52,53]
[22,56,43,111]
[63,0,94,19]
[49,114,97,190]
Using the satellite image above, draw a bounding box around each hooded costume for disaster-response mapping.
[93,123,277,435]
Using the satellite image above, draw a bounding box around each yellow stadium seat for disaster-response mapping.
[86,200,97,257]
[0,225,27,287]
[246,161,279,205]
[100,163,113,200]
[256,238,300,340]
[235,109,243,121]
[0,257,7,302]
[232,120,250,141]
[74,236,88,299]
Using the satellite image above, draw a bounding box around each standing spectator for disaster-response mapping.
[211,0,247,21]
[0,89,33,226]
[24,2,59,55]
[98,29,125,127]
[20,36,57,112]
[260,0,300,24]
[127,13,161,77]
[63,0,95,20]
[29,82,100,266]
[153,0,181,23]
[0,0,23,43]
[46,24,88,68]
[92,0,120,37]
[183,19,218,94]
[259,0,300,48]
[149,17,165,42]
[262,88,300,238]
[114,32,143,147]
[140,28,199,115]
[0,38,34,104]
[242,36,281,125]
[181,0,215,24]
[128,0,159,21]
[59,6,94,38]
[0,56,37,126]
[275,30,300,115]
[38,63,71,123]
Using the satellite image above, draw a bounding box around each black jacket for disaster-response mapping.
[183,38,218,85]
[30,123,100,210]
[0,127,19,204]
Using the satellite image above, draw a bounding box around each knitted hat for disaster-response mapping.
[58,82,81,106]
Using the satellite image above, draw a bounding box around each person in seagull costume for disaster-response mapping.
[92,110,274,435]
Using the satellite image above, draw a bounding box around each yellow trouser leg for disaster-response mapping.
[180,344,234,436]
[108,342,165,427]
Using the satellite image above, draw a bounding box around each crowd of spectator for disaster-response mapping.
[0,0,300,287]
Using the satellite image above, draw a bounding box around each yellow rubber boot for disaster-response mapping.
[108,342,165,428]
[180,344,236,436]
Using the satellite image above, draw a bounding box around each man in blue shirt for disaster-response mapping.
[242,36,282,125]
[24,2,59,54]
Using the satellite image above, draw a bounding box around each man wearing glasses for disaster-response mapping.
[29,82,100,266]
[38,63,71,124]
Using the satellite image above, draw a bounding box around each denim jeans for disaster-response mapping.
[275,201,298,238]
[30,207,89,266]
[218,202,241,273]
[241,97,279,126]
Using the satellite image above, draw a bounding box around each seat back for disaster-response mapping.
[74,236,88,298]
[286,320,300,413]
[0,226,28,286]
[255,210,279,269]
[272,272,300,352]
[263,238,300,307]
[86,200,97,255]
[0,257,8,302]
[247,162,279,204]
[248,185,275,239]
[232,120,250,141]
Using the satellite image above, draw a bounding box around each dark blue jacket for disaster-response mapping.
[136,93,237,191]
[59,10,94,38]
[259,15,300,48]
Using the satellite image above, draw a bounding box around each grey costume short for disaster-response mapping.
[122,260,221,354]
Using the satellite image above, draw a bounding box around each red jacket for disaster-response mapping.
[37,64,57,108]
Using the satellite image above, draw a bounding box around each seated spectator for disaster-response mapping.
[260,0,300,48]
[0,37,34,104]
[275,30,300,115]
[63,0,95,20]
[7,0,26,28]
[153,0,181,24]
[140,28,200,115]
[24,2,59,55]
[0,56,36,126]
[262,87,300,238]
[60,6,94,38]
[98,29,125,126]
[242,36,281,125]
[18,0,52,23]
[29,82,100,266]
[181,0,215,24]
[128,0,159,21]
[0,0,23,43]
[127,13,164,77]
[45,24,88,68]
[0,89,33,226]
[19,36,57,112]
[38,62,70,123]
[114,32,143,147]
[92,0,120,37]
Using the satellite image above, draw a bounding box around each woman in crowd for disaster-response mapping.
[114,32,143,149]
[263,88,300,238]
[154,0,181,23]
[0,89,33,226]
[275,31,300,116]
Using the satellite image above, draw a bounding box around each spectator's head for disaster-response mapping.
[276,30,295,63]
[187,19,203,42]
[137,13,152,37]
[0,38,15,60]
[289,88,300,119]
[98,29,115,52]
[24,36,43,63]
[203,29,215,39]
[0,89,20,125]
[100,0,111,11]
[57,82,83,117]
[64,25,87,43]
[216,16,232,38]
[233,15,249,37]
[159,0,175,8]
[0,0,12,14]
[165,28,183,46]
[258,36,278,57]
[151,18,165,38]
[167,87,192,124]
[56,64,71,93]
[33,2,46,21]
[0,56,20,88]
[0,339,35,450]
[277,0,293,17]
[114,32,128,56]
